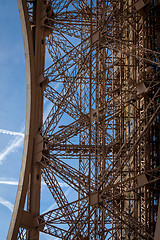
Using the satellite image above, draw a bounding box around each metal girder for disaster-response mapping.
[48,116,89,142]
[44,85,86,120]
[41,224,68,238]
[41,154,92,193]
[41,167,75,225]
[43,39,91,83]
[39,198,88,224]
[105,203,153,240]
[17,228,27,240]
[103,97,160,188]
[101,34,160,67]
[41,53,91,136]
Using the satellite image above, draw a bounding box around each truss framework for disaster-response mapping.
[7,0,160,239]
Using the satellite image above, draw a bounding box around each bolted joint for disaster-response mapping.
[20,211,39,230]
[34,134,51,167]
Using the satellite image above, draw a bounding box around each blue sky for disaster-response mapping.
[0,1,26,239]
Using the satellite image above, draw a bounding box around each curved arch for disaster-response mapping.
[7,0,36,239]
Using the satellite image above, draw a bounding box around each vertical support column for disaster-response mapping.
[88,0,93,238]
[27,0,45,239]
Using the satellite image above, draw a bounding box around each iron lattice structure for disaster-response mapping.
[7,0,160,239]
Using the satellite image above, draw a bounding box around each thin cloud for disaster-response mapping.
[0,179,67,187]
[0,197,14,212]
[0,128,24,137]
[0,135,24,164]
[0,180,18,186]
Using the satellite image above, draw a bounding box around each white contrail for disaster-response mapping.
[0,197,14,212]
[0,128,24,137]
[0,136,24,164]
[0,180,18,186]
[0,180,67,187]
